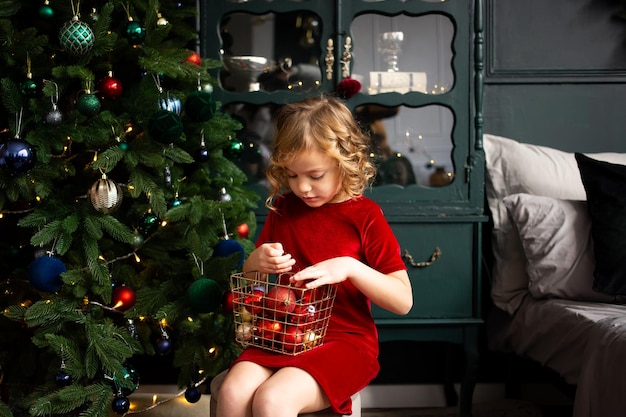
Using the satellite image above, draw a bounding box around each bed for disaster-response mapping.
[483,134,626,417]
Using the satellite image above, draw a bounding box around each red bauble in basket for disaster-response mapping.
[244,288,265,315]
[264,286,297,318]
[280,325,305,353]
[289,303,318,326]
[255,318,283,340]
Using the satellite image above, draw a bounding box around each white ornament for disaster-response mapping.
[235,322,253,342]
[89,174,123,213]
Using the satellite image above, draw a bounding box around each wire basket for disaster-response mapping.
[230,271,337,355]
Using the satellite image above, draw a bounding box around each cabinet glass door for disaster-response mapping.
[199,0,480,212]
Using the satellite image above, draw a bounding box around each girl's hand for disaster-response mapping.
[290,257,354,288]
[290,257,413,315]
[245,242,295,274]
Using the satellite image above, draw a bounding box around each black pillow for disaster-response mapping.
[575,153,626,297]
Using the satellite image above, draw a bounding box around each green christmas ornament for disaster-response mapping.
[184,91,216,122]
[20,79,41,98]
[131,232,144,249]
[148,109,184,143]
[77,93,101,116]
[188,276,222,314]
[224,138,244,160]
[59,16,95,55]
[108,364,139,397]
[140,212,158,234]
[39,3,54,20]
[125,20,146,45]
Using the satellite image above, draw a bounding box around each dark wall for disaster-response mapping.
[484,0,626,153]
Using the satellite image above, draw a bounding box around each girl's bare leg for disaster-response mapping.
[252,367,331,417]
[216,361,273,417]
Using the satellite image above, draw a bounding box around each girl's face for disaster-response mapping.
[284,149,345,207]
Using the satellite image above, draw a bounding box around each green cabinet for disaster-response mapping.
[375,222,477,322]
[200,1,485,415]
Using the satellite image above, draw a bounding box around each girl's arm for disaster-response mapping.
[290,257,412,315]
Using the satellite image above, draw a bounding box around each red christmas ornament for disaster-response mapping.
[112,286,136,311]
[237,223,249,239]
[336,77,361,99]
[186,51,202,66]
[99,73,123,100]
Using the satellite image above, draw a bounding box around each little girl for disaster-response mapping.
[216,95,412,417]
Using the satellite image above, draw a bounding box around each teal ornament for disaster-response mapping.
[214,239,245,269]
[184,91,216,122]
[39,4,54,19]
[0,139,36,174]
[224,138,244,160]
[111,364,139,396]
[187,276,222,314]
[125,21,146,45]
[141,212,158,234]
[168,197,182,209]
[148,109,183,143]
[118,142,128,151]
[20,79,41,98]
[59,17,95,55]
[77,93,101,116]
[28,256,66,292]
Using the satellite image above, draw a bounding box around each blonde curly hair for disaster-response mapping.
[265,95,376,209]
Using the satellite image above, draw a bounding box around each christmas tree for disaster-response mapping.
[0,1,257,416]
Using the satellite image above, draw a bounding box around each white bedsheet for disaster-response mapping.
[487,296,626,417]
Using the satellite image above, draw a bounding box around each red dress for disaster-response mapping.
[232,192,406,414]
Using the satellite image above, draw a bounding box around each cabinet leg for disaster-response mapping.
[459,331,479,417]
[444,344,459,406]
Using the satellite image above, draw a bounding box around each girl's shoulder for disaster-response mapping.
[346,195,383,210]
[334,196,385,218]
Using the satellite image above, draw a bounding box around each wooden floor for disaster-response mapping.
[361,400,573,417]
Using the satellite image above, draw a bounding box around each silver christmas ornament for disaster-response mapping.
[89,174,123,213]
[156,12,169,26]
[218,187,232,202]
[46,105,64,126]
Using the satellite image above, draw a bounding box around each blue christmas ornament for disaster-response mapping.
[0,139,36,174]
[214,239,245,269]
[111,396,130,414]
[159,96,182,115]
[55,370,72,387]
[28,256,66,292]
[185,386,202,403]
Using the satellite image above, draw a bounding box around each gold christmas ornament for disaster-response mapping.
[89,174,123,213]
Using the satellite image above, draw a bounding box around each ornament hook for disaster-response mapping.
[14,107,23,139]
[43,79,60,107]
[151,73,163,94]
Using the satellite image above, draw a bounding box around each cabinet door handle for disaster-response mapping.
[402,247,441,268]
[341,36,352,78]
[325,38,334,80]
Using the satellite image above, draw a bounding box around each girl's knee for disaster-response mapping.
[217,375,238,403]
[251,384,283,416]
